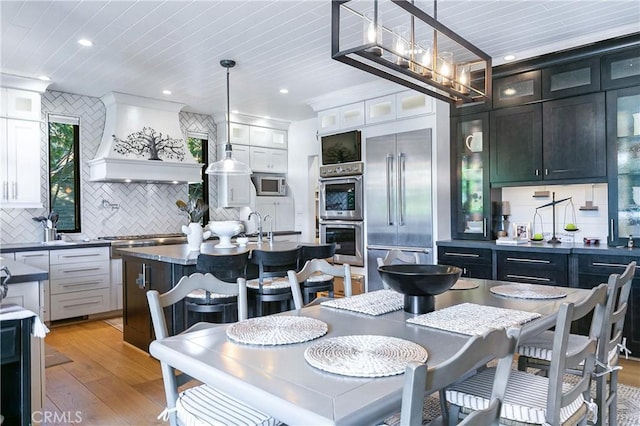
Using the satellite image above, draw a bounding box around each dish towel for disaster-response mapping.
[0,303,49,338]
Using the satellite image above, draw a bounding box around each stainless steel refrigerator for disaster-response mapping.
[365,129,433,291]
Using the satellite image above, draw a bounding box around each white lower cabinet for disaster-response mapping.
[255,196,294,232]
[14,250,50,322]
[49,247,110,320]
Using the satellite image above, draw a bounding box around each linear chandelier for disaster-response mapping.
[331,0,492,106]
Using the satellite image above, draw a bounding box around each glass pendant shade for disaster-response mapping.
[205,59,251,176]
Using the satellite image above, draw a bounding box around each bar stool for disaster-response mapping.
[298,243,337,304]
[184,252,249,325]
[246,247,302,317]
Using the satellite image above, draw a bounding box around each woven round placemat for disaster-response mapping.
[304,335,427,377]
[226,316,328,345]
[490,283,567,299]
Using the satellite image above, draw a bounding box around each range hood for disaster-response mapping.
[88,92,203,183]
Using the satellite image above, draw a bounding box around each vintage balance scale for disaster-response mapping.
[531,192,579,244]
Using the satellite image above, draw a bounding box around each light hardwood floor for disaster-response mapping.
[43,320,640,425]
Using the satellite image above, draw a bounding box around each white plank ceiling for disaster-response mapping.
[1,0,639,122]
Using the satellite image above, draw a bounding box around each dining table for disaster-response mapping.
[149,278,591,426]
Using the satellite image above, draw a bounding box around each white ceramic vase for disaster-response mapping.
[182,222,212,251]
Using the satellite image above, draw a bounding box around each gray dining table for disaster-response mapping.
[149,279,591,425]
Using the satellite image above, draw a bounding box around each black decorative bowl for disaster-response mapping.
[377,264,462,314]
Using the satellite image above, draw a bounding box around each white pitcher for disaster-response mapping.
[182,222,212,251]
[465,132,483,152]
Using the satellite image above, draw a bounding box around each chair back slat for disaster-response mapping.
[377,250,420,290]
[196,252,249,282]
[600,261,635,361]
[289,259,352,300]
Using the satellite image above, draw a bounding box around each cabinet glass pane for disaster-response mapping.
[499,80,534,101]
[611,56,640,81]
[460,119,485,234]
[550,67,591,91]
[616,92,640,239]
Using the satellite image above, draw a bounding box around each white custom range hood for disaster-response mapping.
[88,92,203,183]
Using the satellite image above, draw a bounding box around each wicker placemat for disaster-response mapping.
[490,283,567,299]
[304,335,428,377]
[320,289,404,316]
[407,303,541,336]
[451,279,479,290]
[226,316,328,345]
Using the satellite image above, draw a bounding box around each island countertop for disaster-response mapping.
[0,256,49,283]
[116,240,314,265]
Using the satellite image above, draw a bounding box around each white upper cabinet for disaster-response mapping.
[255,196,294,232]
[395,91,433,118]
[0,118,42,208]
[250,146,287,173]
[250,126,288,149]
[216,144,252,208]
[317,102,365,134]
[0,88,42,121]
[229,122,250,145]
[365,94,397,124]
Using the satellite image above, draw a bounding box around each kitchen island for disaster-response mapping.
[118,237,310,351]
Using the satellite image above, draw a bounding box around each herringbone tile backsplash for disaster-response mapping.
[1,91,240,244]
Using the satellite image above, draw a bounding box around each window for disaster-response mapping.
[187,132,209,224]
[48,115,80,232]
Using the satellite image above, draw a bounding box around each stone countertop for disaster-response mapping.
[437,239,640,256]
[0,256,49,283]
[117,239,315,266]
[0,240,111,253]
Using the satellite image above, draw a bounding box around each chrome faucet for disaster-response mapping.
[248,211,263,242]
[264,215,274,243]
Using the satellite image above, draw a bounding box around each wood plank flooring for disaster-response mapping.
[43,319,640,425]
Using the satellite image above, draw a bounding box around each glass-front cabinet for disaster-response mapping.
[451,113,498,240]
[607,85,640,246]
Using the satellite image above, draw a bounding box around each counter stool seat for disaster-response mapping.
[246,277,291,291]
[298,243,336,304]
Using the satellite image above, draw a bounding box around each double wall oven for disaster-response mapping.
[318,160,364,266]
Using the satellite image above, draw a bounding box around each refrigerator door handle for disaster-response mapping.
[368,245,430,254]
[386,154,394,225]
[398,152,406,226]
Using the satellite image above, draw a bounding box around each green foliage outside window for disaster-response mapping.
[187,136,209,223]
[49,122,80,232]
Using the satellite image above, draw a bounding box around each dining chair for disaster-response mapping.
[377,249,421,290]
[298,243,337,303]
[288,258,352,306]
[444,283,608,426]
[184,252,249,325]
[394,328,518,426]
[516,261,636,426]
[147,273,280,426]
[246,247,303,317]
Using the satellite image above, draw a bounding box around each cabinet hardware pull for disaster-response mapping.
[61,281,102,288]
[61,253,101,258]
[12,181,17,199]
[592,262,628,268]
[535,169,539,176]
[444,252,479,258]
[544,168,549,175]
[483,218,487,237]
[61,267,101,273]
[63,301,101,309]
[22,254,46,257]
[610,219,615,242]
[506,257,550,264]
[506,274,550,282]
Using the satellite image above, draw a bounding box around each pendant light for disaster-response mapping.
[205,59,252,176]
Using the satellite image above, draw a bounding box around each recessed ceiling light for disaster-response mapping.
[504,54,516,61]
[279,88,289,94]
[38,75,51,81]
[77,38,93,47]
[231,109,239,114]
[264,116,270,119]
[162,89,172,95]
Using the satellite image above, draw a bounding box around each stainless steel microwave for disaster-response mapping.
[251,174,287,196]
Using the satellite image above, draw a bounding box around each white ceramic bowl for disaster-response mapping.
[236,237,249,246]
[207,221,243,248]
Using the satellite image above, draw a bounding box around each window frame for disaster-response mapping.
[187,131,210,224]
[48,114,81,233]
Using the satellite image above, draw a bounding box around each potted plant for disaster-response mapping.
[176,198,211,251]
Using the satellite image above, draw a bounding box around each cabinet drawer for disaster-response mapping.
[49,247,109,264]
[438,246,492,265]
[577,254,640,276]
[50,273,110,295]
[14,250,49,269]
[497,251,568,286]
[50,288,111,320]
[49,260,109,281]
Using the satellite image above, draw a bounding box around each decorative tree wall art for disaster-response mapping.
[112,126,186,161]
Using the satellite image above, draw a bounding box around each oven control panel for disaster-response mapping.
[320,161,364,177]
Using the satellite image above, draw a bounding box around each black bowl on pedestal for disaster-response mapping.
[377,264,462,314]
